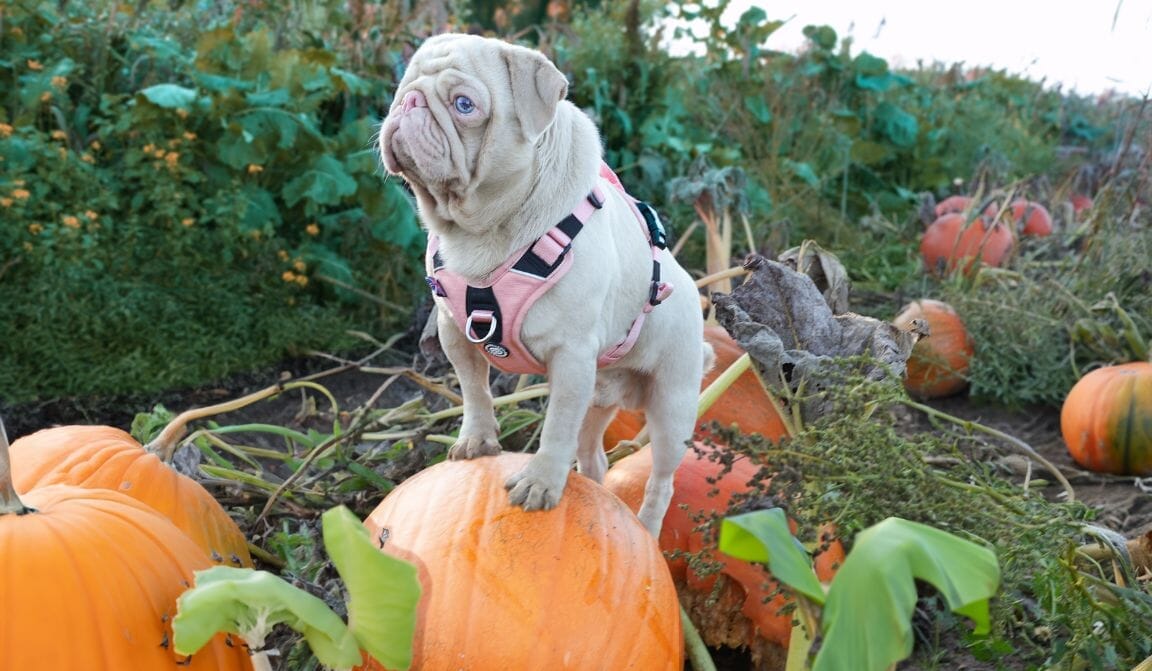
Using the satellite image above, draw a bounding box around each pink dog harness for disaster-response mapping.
[425,164,673,375]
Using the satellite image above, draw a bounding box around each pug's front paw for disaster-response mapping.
[447,434,502,460]
[505,460,568,511]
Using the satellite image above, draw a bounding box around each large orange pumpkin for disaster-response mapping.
[10,425,251,567]
[360,452,682,670]
[1060,362,1152,475]
[603,443,842,653]
[1009,199,1053,237]
[603,325,789,449]
[893,299,975,399]
[0,440,252,671]
[920,212,1014,276]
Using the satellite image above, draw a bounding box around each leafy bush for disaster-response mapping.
[0,3,422,402]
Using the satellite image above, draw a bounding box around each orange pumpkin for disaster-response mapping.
[1009,199,1053,237]
[360,452,682,670]
[934,195,998,219]
[920,212,1014,276]
[10,425,251,567]
[0,460,252,671]
[1060,362,1152,475]
[603,325,789,448]
[603,442,842,650]
[1070,193,1093,218]
[893,299,975,399]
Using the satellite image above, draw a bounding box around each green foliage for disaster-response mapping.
[714,375,1152,668]
[720,511,1001,671]
[174,506,420,669]
[0,3,422,402]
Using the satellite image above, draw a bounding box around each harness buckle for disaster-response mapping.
[464,310,498,344]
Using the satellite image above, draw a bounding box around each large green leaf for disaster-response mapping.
[323,506,421,671]
[172,566,362,668]
[138,83,199,109]
[875,102,919,148]
[283,155,358,208]
[719,508,826,604]
[814,517,1001,671]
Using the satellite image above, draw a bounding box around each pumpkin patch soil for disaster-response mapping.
[4,350,1151,671]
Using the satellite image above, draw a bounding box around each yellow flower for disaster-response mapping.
[294,275,309,287]
[0,123,13,138]
[89,140,102,151]
[27,59,43,71]
[50,130,67,140]
[61,215,80,229]
[81,152,95,164]
[28,223,44,234]
[84,210,99,220]
[183,131,197,141]
[153,148,166,159]
[293,260,307,272]
[247,164,264,174]
[143,143,155,154]
[181,217,195,228]
[51,76,67,89]
[165,152,180,168]
[176,108,189,119]
[1,197,13,208]
[305,223,320,236]
[12,189,30,200]
[40,92,52,102]
[277,250,290,261]
[282,271,296,283]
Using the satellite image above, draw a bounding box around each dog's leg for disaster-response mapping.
[575,405,615,483]
[438,310,502,459]
[635,388,697,537]
[506,351,596,510]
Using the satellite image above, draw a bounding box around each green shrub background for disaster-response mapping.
[1,0,1146,407]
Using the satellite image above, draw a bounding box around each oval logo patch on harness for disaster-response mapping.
[484,343,510,358]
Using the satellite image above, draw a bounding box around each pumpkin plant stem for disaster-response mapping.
[903,399,1076,501]
[0,418,32,515]
[145,381,335,461]
[681,604,718,671]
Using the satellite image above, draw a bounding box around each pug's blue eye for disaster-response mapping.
[453,96,476,115]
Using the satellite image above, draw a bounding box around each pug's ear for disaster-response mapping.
[503,44,568,142]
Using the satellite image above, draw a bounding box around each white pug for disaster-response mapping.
[379,33,710,537]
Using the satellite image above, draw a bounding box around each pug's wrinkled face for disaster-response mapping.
[379,34,568,204]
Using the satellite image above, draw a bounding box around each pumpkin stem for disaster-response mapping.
[0,417,33,515]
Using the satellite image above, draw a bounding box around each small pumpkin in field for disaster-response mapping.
[1060,362,1152,475]
[604,442,843,661]
[920,212,1014,276]
[893,299,974,399]
[359,452,682,671]
[10,425,251,567]
[934,195,999,219]
[603,325,789,448]
[0,430,252,671]
[1009,199,1054,237]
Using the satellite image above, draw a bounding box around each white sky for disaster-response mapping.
[691,1,1152,96]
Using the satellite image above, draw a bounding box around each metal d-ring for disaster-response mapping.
[464,312,498,344]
